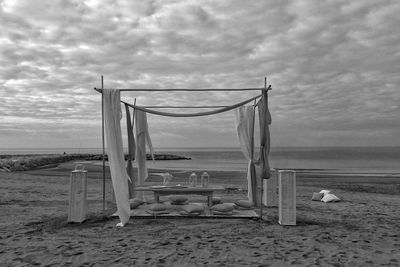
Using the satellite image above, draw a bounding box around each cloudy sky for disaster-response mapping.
[1,0,399,150]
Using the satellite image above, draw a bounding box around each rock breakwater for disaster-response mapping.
[0,153,191,172]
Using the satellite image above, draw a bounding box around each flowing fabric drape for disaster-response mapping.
[234,106,257,204]
[121,94,261,117]
[103,89,130,226]
[124,104,136,198]
[258,90,272,179]
[135,110,154,201]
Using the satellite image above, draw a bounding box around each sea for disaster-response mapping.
[2,146,400,175]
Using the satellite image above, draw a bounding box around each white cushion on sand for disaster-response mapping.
[321,193,340,203]
[319,190,331,195]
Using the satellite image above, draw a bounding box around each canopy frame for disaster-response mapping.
[95,76,272,219]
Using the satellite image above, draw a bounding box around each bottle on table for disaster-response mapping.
[163,172,172,186]
[201,171,210,187]
[189,172,197,187]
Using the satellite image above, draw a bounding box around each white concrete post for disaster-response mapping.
[68,169,88,223]
[263,169,278,207]
[278,170,296,225]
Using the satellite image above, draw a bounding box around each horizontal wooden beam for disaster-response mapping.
[94,86,271,92]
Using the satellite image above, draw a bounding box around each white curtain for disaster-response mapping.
[135,109,154,201]
[234,106,257,204]
[103,89,130,226]
[124,104,136,198]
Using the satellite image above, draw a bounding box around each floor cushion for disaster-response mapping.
[319,190,331,195]
[148,203,167,211]
[129,198,145,209]
[212,196,222,205]
[311,192,324,201]
[182,204,204,214]
[234,200,254,209]
[169,195,189,205]
[321,193,340,203]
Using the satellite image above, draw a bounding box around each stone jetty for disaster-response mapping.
[0,153,191,172]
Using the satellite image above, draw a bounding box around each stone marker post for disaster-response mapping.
[278,170,296,225]
[68,165,88,223]
[263,169,278,207]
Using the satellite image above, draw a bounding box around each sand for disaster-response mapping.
[1,161,399,266]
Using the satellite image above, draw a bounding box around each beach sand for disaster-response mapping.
[1,161,399,266]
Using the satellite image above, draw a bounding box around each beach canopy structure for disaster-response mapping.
[94,77,272,226]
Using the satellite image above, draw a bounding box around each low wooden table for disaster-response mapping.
[135,186,224,206]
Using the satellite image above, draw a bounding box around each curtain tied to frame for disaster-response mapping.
[234,106,257,204]
[258,90,272,179]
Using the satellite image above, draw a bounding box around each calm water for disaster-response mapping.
[152,147,400,173]
[2,147,399,174]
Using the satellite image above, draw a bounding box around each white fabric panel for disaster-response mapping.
[124,104,136,198]
[235,106,254,160]
[234,106,256,203]
[103,89,130,226]
[135,110,154,200]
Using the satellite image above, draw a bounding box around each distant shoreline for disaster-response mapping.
[0,153,191,172]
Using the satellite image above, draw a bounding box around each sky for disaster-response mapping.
[1,0,399,150]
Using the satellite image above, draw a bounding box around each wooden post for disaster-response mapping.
[278,170,296,225]
[260,173,263,218]
[251,101,260,207]
[101,75,105,210]
[263,169,278,207]
[260,76,268,218]
[68,170,88,223]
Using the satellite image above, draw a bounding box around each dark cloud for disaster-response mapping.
[0,0,399,148]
